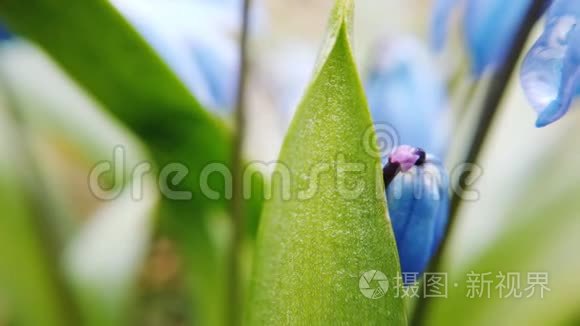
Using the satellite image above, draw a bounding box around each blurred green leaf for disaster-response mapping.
[0,105,76,326]
[0,42,152,179]
[0,42,166,325]
[427,127,580,326]
[247,1,406,323]
[0,0,232,211]
[64,176,158,326]
[0,2,264,325]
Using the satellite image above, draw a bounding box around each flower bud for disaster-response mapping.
[385,151,449,280]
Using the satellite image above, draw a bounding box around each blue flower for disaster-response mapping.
[431,0,533,76]
[386,151,450,279]
[430,0,461,52]
[365,37,450,278]
[366,37,450,160]
[520,0,580,127]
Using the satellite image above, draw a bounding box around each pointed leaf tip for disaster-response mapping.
[248,2,405,324]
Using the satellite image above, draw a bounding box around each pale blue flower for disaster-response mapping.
[366,37,450,159]
[366,37,450,278]
[431,0,533,76]
[430,0,461,52]
[520,0,580,127]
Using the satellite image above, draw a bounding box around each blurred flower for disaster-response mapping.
[366,37,450,159]
[365,37,450,278]
[520,0,580,127]
[430,0,461,52]
[111,0,266,113]
[431,0,534,76]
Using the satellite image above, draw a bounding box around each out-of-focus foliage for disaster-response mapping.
[0,0,261,325]
[426,123,580,325]
[0,101,70,326]
[0,0,232,211]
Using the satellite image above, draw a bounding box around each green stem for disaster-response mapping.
[229,0,251,325]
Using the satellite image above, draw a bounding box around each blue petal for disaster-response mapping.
[464,0,531,76]
[0,24,11,41]
[387,163,449,277]
[430,0,463,51]
[365,37,450,160]
[520,0,580,127]
[548,0,580,17]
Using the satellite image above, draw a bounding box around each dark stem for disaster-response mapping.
[411,1,548,325]
[228,0,251,325]
[382,161,401,187]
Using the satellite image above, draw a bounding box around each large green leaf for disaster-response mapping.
[0,0,232,211]
[0,2,248,325]
[247,1,405,324]
[0,1,272,323]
